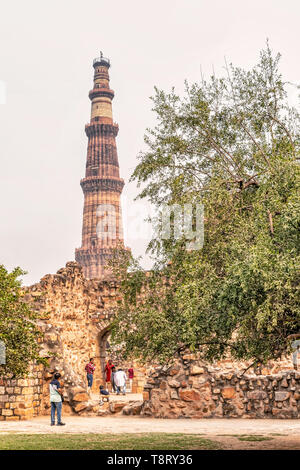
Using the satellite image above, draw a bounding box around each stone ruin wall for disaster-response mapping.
[0,262,146,421]
[141,352,300,419]
[0,261,299,420]
[0,364,44,421]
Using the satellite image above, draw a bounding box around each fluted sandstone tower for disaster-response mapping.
[75,53,125,279]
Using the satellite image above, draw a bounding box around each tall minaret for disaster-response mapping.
[75,53,125,279]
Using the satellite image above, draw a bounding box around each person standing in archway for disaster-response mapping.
[104,359,114,391]
[85,358,95,390]
[114,368,127,395]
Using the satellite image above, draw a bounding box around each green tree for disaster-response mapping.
[110,45,300,365]
[0,265,45,377]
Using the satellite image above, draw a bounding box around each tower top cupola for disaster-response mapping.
[93,51,111,69]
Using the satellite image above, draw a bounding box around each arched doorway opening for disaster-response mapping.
[95,326,147,396]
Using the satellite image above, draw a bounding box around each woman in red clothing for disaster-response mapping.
[104,359,114,390]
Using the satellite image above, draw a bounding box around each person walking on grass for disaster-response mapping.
[114,367,127,395]
[49,372,65,426]
[85,357,95,390]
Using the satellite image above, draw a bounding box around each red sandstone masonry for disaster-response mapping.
[75,54,129,279]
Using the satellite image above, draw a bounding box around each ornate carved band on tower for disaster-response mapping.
[75,53,125,279]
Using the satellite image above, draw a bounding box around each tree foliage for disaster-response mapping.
[110,45,300,365]
[0,265,45,377]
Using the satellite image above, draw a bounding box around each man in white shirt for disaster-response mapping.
[114,368,127,395]
[49,372,65,426]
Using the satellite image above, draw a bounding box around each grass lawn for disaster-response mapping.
[0,433,220,450]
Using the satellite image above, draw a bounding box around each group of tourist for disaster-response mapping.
[49,357,135,425]
[85,357,134,395]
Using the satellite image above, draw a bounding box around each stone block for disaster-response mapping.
[190,366,205,375]
[275,391,290,401]
[168,380,180,388]
[247,391,267,400]
[17,379,29,387]
[22,387,34,395]
[15,396,25,402]
[221,387,236,399]
[169,367,180,376]
[72,392,89,402]
[170,390,179,400]
[122,401,143,416]
[73,403,88,413]
[179,389,201,402]
[159,381,167,390]
[109,402,126,414]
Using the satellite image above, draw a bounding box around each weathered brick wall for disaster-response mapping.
[0,363,44,421]
[25,262,116,393]
[142,353,300,419]
[24,262,146,397]
[0,262,146,419]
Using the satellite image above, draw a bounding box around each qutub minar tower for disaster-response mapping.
[75,53,125,279]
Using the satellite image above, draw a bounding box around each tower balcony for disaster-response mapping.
[80,176,124,194]
[88,87,114,101]
[85,121,119,137]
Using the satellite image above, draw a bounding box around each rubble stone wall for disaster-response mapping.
[0,363,44,421]
[1,262,298,420]
[25,262,116,391]
[142,354,300,419]
[0,262,146,419]
[24,262,145,392]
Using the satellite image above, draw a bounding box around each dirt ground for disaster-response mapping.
[0,416,299,450]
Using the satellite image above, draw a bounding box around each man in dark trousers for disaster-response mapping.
[49,372,65,426]
[85,358,96,390]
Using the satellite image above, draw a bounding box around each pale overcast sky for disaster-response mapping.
[0,0,299,285]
